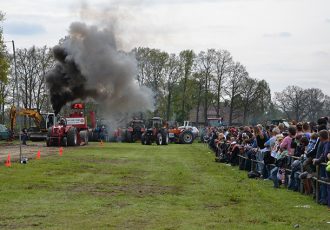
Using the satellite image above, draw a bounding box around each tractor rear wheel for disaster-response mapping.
[141,134,146,145]
[156,133,163,145]
[179,130,194,144]
[67,127,78,146]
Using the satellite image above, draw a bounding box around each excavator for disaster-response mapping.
[10,106,56,141]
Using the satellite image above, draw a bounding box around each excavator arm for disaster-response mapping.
[10,106,43,132]
[10,106,16,133]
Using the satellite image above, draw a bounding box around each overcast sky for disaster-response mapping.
[1,0,330,94]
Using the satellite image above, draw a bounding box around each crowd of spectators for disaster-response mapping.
[205,117,330,210]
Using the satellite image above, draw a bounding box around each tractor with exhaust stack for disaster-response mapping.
[46,103,90,146]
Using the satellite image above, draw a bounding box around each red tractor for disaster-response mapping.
[46,103,89,147]
[123,119,146,143]
[141,117,168,145]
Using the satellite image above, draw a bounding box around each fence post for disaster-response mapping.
[251,159,254,172]
[315,165,320,203]
[299,161,304,194]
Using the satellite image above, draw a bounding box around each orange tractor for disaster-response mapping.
[46,103,91,146]
[167,121,195,144]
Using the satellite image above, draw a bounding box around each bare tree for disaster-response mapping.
[322,95,330,117]
[304,88,327,121]
[132,47,168,116]
[191,72,204,124]
[15,46,54,126]
[35,46,55,112]
[274,85,308,121]
[164,53,182,121]
[225,62,247,125]
[253,79,272,122]
[196,49,215,124]
[240,76,258,124]
[133,47,150,86]
[213,49,232,117]
[179,50,195,121]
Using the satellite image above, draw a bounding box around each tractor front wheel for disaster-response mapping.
[141,134,152,145]
[80,130,89,145]
[161,131,169,145]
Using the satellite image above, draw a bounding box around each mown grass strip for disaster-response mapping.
[0,142,329,229]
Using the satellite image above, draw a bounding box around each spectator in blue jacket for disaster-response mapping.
[313,130,329,205]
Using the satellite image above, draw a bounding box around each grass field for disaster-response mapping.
[0,142,329,229]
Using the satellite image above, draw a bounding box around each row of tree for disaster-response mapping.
[133,47,273,125]
[0,12,10,123]
[275,86,330,122]
[0,14,329,126]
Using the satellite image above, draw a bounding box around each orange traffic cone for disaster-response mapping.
[59,147,63,156]
[5,153,11,167]
[100,140,104,146]
[36,150,41,159]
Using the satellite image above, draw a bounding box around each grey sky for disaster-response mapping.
[1,0,330,94]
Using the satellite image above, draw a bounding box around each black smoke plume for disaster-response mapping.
[45,22,153,116]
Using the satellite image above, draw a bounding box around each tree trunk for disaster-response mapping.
[243,105,248,125]
[229,88,235,126]
[204,73,208,125]
[216,75,222,117]
[196,81,203,125]
[181,73,188,120]
[166,89,172,121]
[1,103,4,124]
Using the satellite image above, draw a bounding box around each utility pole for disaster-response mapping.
[12,40,22,161]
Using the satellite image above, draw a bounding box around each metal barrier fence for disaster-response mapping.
[237,153,329,203]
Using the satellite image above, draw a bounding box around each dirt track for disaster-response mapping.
[0,141,60,164]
